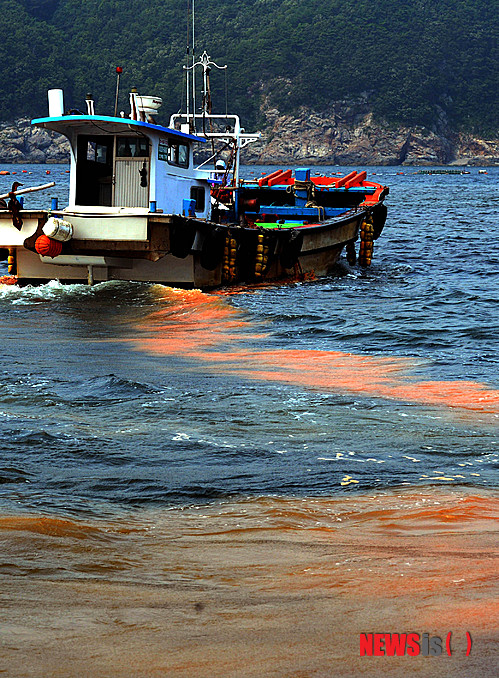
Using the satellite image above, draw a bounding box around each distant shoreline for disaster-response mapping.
[1,114,498,167]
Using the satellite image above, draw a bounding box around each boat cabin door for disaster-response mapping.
[76,136,114,206]
[113,136,150,208]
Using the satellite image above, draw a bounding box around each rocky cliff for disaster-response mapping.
[243,98,499,166]
[1,107,498,166]
[0,118,70,163]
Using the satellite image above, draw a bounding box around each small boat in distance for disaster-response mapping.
[0,53,388,287]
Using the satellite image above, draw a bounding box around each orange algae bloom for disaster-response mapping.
[135,287,499,415]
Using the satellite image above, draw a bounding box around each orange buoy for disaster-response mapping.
[0,170,10,175]
[35,234,62,258]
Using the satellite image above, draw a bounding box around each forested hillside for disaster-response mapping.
[1,0,497,136]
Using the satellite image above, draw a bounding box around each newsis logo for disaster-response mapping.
[360,632,472,657]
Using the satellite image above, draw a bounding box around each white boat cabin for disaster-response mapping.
[31,90,211,219]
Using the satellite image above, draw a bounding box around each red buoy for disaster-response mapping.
[35,235,62,258]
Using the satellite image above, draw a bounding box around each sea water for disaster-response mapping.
[0,165,497,677]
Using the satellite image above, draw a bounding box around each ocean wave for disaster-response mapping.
[0,278,159,307]
[0,372,161,407]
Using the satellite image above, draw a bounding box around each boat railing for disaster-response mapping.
[195,166,234,185]
[170,113,260,145]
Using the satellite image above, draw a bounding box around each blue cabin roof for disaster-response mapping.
[31,115,206,143]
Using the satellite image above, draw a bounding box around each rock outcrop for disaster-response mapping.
[0,106,497,166]
[0,118,70,163]
[242,100,499,166]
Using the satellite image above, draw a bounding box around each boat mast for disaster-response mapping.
[174,7,261,185]
[185,0,190,125]
[185,0,198,132]
[192,0,196,131]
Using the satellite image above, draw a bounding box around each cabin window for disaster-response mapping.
[86,141,108,164]
[175,143,189,167]
[116,137,149,158]
[190,186,205,212]
[158,140,189,168]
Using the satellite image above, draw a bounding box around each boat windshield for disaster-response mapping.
[116,137,149,158]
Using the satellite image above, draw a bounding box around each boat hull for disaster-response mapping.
[0,207,365,288]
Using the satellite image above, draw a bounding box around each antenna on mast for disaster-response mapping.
[185,51,227,115]
[114,66,123,117]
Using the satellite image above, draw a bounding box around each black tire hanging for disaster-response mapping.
[372,204,388,240]
[200,227,227,270]
[236,228,259,280]
[170,219,197,259]
[279,230,304,269]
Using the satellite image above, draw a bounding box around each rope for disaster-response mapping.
[287,179,324,221]
[293,179,316,205]
[312,205,325,221]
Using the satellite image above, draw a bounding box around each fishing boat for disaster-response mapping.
[0,53,388,287]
